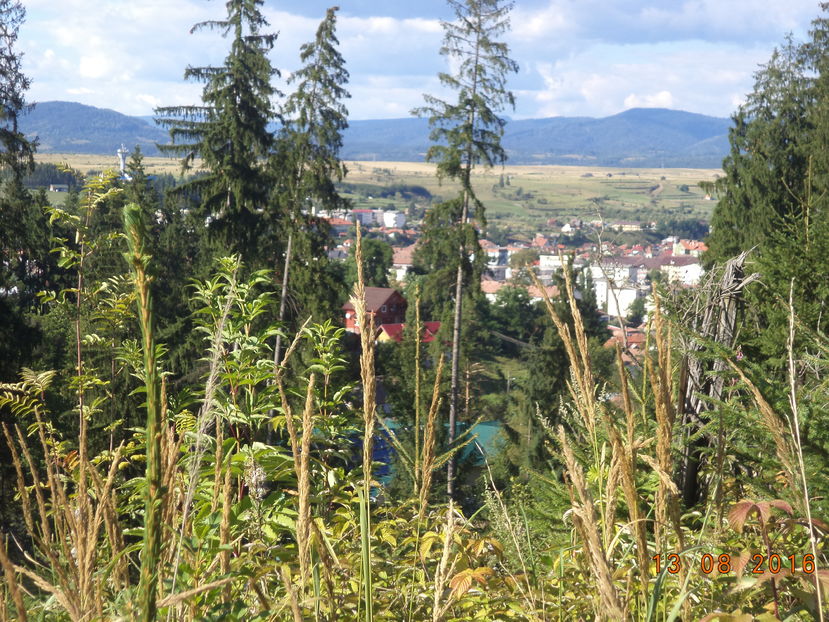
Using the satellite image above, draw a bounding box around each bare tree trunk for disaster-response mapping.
[446,211,466,499]
[678,251,759,506]
[268,233,293,445]
[273,232,293,369]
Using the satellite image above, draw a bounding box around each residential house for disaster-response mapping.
[610,220,643,232]
[661,256,703,286]
[343,287,407,334]
[391,243,417,282]
[326,217,352,235]
[672,239,708,257]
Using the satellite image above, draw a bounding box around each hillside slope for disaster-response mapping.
[23,101,168,155]
[23,101,731,167]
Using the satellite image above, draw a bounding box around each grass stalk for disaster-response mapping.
[124,202,164,621]
[0,535,27,622]
[558,427,626,621]
[419,354,445,519]
[353,223,376,622]
[298,374,317,587]
[414,289,422,499]
[786,279,825,619]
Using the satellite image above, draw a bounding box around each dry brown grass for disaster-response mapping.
[36,152,205,176]
[419,354,445,519]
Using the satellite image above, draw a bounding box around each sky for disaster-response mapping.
[18,0,824,121]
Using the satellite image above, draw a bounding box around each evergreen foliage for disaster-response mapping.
[414,0,518,495]
[706,6,829,364]
[0,0,34,181]
[270,5,351,344]
[154,0,278,254]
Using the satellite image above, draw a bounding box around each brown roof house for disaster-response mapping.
[343,287,407,334]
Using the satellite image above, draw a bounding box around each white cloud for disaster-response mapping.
[511,3,571,40]
[136,94,162,109]
[624,90,675,109]
[14,0,823,121]
[78,55,114,80]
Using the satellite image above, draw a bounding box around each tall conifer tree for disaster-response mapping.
[272,6,350,363]
[155,0,278,255]
[706,6,829,362]
[414,0,518,497]
[0,0,34,181]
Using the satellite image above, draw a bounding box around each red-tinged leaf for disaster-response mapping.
[768,499,793,515]
[728,500,758,533]
[755,501,772,525]
[449,570,473,597]
[734,550,752,579]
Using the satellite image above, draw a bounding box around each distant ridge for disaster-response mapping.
[23,101,731,168]
[23,101,168,156]
[341,109,731,168]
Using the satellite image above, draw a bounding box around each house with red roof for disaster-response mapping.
[672,239,708,257]
[343,287,407,334]
[391,243,417,282]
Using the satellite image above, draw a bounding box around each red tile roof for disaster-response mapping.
[392,243,417,266]
[342,287,404,312]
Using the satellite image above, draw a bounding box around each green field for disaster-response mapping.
[343,161,721,233]
[36,154,721,231]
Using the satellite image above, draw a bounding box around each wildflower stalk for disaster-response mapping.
[124,203,164,621]
[787,280,825,619]
[414,288,422,498]
[353,223,375,622]
[0,535,27,622]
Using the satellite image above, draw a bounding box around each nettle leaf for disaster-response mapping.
[728,499,793,532]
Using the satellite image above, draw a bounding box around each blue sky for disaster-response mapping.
[19,0,822,120]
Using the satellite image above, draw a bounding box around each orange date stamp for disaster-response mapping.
[652,553,816,575]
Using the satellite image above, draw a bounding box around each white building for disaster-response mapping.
[590,260,638,287]
[661,257,704,286]
[539,254,564,271]
[351,209,374,226]
[383,211,407,228]
[593,277,646,317]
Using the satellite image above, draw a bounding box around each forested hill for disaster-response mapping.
[23,100,731,167]
[23,101,169,155]
[344,108,731,167]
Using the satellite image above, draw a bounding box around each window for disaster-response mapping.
[381,305,387,312]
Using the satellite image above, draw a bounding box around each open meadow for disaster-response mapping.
[37,154,722,229]
[344,160,722,229]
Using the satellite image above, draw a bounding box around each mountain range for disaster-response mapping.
[22,101,733,168]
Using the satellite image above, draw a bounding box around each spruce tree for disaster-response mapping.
[705,6,829,363]
[414,0,518,497]
[0,0,40,382]
[271,6,350,364]
[0,0,34,181]
[155,0,278,256]
[706,38,810,265]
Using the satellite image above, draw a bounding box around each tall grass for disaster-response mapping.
[2,193,827,620]
[124,202,164,621]
[353,222,376,622]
